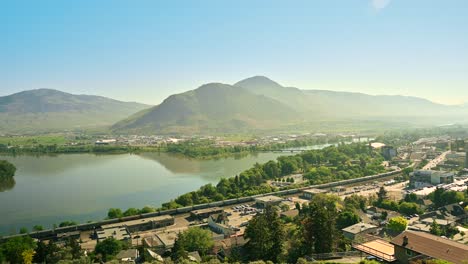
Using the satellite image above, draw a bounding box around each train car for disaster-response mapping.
[160,208,177,215]
[192,203,209,210]
[140,211,162,218]
[251,194,265,199]
[286,188,300,195]
[208,201,224,207]
[119,215,140,222]
[176,206,193,213]
[223,198,238,205]
[237,196,252,203]
[274,190,289,196]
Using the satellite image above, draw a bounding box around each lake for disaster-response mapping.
[0,152,292,235]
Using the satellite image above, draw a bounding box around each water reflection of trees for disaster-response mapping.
[0,176,15,192]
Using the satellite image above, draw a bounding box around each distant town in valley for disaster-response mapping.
[2,127,468,263]
[2,0,468,263]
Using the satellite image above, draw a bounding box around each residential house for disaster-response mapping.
[391,230,468,264]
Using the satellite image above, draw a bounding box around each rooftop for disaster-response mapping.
[116,249,138,260]
[191,207,223,215]
[156,231,181,248]
[391,230,468,264]
[342,223,378,234]
[353,239,395,262]
[371,142,386,149]
[302,188,328,194]
[96,227,130,241]
[255,195,283,203]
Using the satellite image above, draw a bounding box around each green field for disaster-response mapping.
[0,135,71,146]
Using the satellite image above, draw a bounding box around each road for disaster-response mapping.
[422,150,450,170]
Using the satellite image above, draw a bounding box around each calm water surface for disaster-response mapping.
[0,152,290,234]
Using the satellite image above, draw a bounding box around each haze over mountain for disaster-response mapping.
[235,76,464,118]
[113,76,468,134]
[112,83,297,134]
[0,89,150,133]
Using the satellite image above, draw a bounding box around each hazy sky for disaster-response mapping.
[2,0,467,105]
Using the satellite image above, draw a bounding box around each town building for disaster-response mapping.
[95,139,117,145]
[342,223,378,240]
[215,236,247,261]
[190,207,224,220]
[208,213,237,237]
[254,195,283,208]
[115,249,139,262]
[95,227,131,242]
[409,170,454,188]
[55,230,80,242]
[300,188,328,200]
[391,230,468,264]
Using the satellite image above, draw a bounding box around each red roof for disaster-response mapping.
[391,230,468,264]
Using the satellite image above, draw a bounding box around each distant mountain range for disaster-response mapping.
[3,78,467,134]
[0,89,150,133]
[112,83,297,134]
[113,76,468,134]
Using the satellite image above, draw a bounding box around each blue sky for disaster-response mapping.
[1,0,467,105]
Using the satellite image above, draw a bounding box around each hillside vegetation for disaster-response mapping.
[0,89,150,133]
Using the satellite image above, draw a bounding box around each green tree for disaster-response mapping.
[381,211,388,220]
[66,238,82,259]
[139,206,156,214]
[245,205,285,263]
[33,240,48,263]
[0,236,36,264]
[377,187,388,204]
[59,221,77,227]
[302,194,341,254]
[263,161,280,178]
[399,202,421,215]
[387,216,407,234]
[94,237,123,262]
[123,207,139,217]
[20,227,29,234]
[107,208,123,219]
[404,193,418,203]
[177,227,214,255]
[172,235,188,261]
[33,225,44,231]
[430,220,442,236]
[0,160,16,178]
[336,211,360,230]
[344,194,367,211]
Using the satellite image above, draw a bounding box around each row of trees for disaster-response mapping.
[427,188,466,208]
[159,143,384,210]
[0,144,142,155]
[107,206,156,219]
[103,143,385,218]
[0,236,83,264]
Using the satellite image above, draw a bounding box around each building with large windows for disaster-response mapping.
[409,170,454,188]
